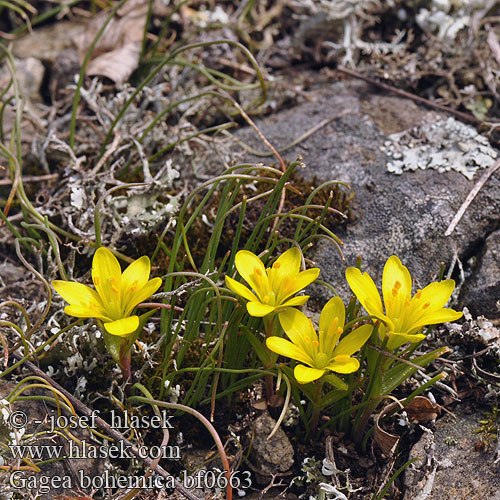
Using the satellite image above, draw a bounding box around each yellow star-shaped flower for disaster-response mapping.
[266,297,372,384]
[346,255,463,350]
[52,247,162,337]
[225,248,320,317]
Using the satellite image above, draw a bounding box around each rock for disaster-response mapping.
[404,406,500,500]
[250,412,294,479]
[460,229,500,318]
[235,78,500,316]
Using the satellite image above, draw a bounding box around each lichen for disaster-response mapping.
[382,117,498,180]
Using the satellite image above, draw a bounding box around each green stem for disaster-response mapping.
[263,315,275,402]
[308,380,324,438]
[352,327,386,445]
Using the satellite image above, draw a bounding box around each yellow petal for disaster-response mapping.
[387,332,426,351]
[268,247,301,290]
[92,247,122,308]
[266,336,313,365]
[65,304,111,321]
[277,268,320,303]
[278,307,317,354]
[225,276,258,302]
[281,295,309,307]
[382,255,412,319]
[319,296,345,335]
[124,277,163,316]
[408,307,463,333]
[346,267,385,318]
[404,280,459,332]
[234,250,269,301]
[247,301,276,317]
[294,364,325,384]
[122,256,150,291]
[334,324,372,356]
[104,316,140,337]
[52,280,104,310]
[327,355,360,374]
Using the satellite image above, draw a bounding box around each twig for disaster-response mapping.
[11,352,201,500]
[445,158,500,236]
[337,66,483,125]
[91,132,121,175]
[0,174,59,186]
[487,30,500,67]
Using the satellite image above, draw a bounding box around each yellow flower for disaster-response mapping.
[52,247,162,337]
[266,297,372,384]
[225,248,320,317]
[345,255,463,351]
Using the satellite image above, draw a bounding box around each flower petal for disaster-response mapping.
[122,255,150,288]
[234,250,269,301]
[266,336,313,365]
[319,296,345,335]
[281,295,309,307]
[65,304,111,321]
[268,247,301,291]
[124,277,163,316]
[387,332,426,351]
[408,307,463,333]
[294,364,325,384]
[334,324,372,357]
[278,307,317,354]
[346,267,385,319]
[327,355,360,374]
[52,280,104,310]
[92,247,122,315]
[104,316,140,337]
[402,280,459,332]
[225,276,259,303]
[382,255,412,319]
[277,268,320,303]
[246,301,276,317]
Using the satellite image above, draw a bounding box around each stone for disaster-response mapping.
[249,411,294,479]
[404,406,500,500]
[460,229,500,318]
[235,78,500,317]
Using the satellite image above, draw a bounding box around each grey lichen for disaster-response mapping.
[382,117,498,180]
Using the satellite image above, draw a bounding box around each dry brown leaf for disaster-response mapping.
[77,0,148,84]
[374,400,401,457]
[404,396,440,423]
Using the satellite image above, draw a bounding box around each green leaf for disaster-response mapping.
[319,388,348,410]
[381,346,449,395]
[242,328,272,367]
[323,373,348,391]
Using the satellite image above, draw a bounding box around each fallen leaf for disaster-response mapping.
[404,396,440,423]
[77,0,148,84]
[374,400,401,457]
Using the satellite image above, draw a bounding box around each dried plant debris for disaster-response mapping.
[290,0,405,66]
[382,117,498,179]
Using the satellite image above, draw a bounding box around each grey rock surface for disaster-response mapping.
[461,229,500,318]
[236,79,500,317]
[404,406,500,500]
[250,411,294,478]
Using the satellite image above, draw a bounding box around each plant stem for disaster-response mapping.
[120,350,132,394]
[263,315,276,402]
[308,380,324,438]
[352,328,386,445]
